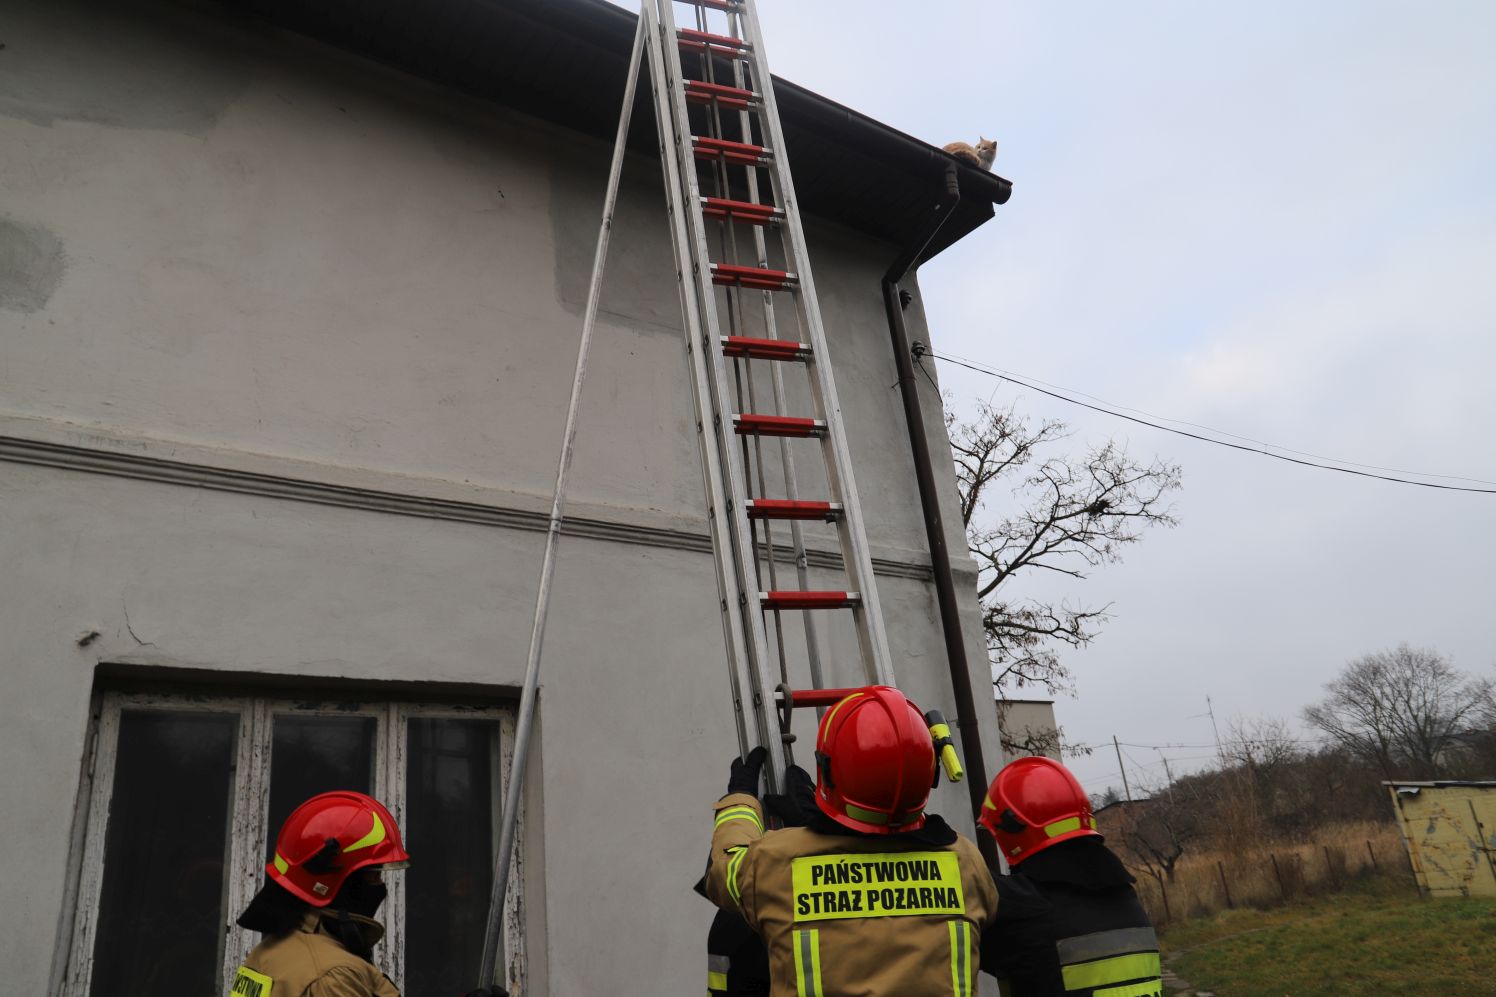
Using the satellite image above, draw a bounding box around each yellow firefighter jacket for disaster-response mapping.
[229,910,400,997]
[706,792,999,996]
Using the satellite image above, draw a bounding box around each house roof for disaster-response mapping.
[228,0,1012,263]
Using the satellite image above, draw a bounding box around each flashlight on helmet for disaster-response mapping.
[924,710,964,784]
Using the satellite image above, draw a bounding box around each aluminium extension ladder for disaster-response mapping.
[480,0,901,979]
[593,0,897,793]
[639,0,895,791]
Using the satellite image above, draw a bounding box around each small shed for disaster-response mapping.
[1385,780,1496,897]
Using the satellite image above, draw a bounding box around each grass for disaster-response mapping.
[1161,876,1496,996]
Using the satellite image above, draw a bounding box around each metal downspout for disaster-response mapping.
[881,164,997,869]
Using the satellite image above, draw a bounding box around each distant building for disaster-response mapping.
[996,695,1062,762]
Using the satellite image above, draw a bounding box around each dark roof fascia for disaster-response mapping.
[570,0,1011,261]
[229,0,1011,262]
[774,77,1012,208]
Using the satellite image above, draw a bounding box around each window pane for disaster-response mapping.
[91,709,237,997]
[405,718,501,995]
[265,714,377,860]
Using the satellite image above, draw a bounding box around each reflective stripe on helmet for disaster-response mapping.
[272,854,289,875]
[344,812,388,852]
[792,928,823,997]
[842,803,891,826]
[1060,953,1162,992]
[715,805,764,832]
[820,692,863,732]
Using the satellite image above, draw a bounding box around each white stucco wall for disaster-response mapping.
[0,1,998,993]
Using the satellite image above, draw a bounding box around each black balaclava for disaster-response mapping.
[325,869,389,960]
[335,872,389,919]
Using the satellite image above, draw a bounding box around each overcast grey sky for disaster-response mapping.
[624,0,1496,796]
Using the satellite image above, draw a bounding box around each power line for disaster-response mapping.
[1116,737,1334,750]
[935,351,1496,487]
[928,351,1496,495]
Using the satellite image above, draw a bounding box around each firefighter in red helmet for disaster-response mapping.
[229,791,508,997]
[703,686,998,995]
[977,757,1162,997]
[230,791,409,997]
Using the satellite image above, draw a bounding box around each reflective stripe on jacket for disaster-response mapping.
[231,910,400,997]
[705,792,999,996]
[982,840,1161,997]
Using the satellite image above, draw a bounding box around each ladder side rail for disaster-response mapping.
[476,14,649,990]
[736,3,895,686]
[656,0,790,790]
[725,33,826,694]
[644,1,787,786]
[695,14,804,705]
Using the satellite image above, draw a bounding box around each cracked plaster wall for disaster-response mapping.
[0,1,999,994]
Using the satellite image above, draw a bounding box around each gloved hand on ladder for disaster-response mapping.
[727,746,768,797]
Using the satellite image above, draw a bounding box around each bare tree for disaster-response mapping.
[1109,791,1201,885]
[1303,644,1495,780]
[948,400,1182,695]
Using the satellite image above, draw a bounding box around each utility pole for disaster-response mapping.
[1113,735,1133,802]
[1206,694,1223,761]
[1156,748,1176,804]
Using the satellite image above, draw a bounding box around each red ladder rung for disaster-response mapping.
[685,80,758,111]
[701,197,782,226]
[711,263,796,290]
[693,136,771,166]
[733,414,827,438]
[760,590,861,611]
[746,499,843,522]
[721,335,810,361]
[677,28,751,56]
[781,687,866,709]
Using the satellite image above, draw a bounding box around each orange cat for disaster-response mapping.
[942,136,996,170]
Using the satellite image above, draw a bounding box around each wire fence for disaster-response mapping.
[1127,821,1411,925]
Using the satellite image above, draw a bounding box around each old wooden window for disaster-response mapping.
[61,690,525,997]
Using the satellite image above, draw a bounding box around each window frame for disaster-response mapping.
[62,689,525,996]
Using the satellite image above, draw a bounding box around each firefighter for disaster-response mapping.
[229,791,511,997]
[978,757,1162,997]
[704,685,998,995]
[230,791,409,996]
[698,767,814,995]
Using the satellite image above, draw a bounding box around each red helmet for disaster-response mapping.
[814,686,936,835]
[267,791,410,906]
[979,756,1099,864]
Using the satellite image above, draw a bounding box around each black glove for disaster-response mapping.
[764,763,817,827]
[727,746,768,797]
[462,988,509,997]
[785,763,816,813]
